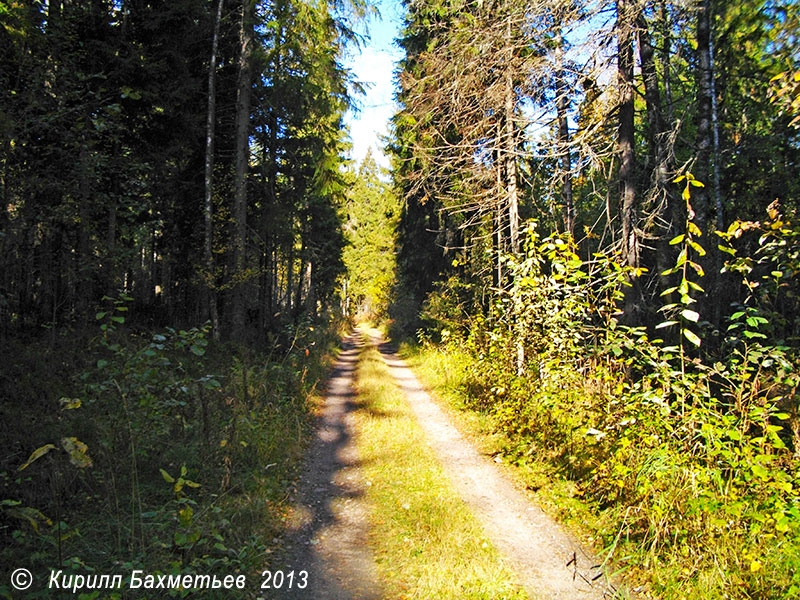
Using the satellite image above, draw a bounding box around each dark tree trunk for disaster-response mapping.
[617,0,640,319]
[695,0,713,233]
[231,0,255,341]
[204,0,223,340]
[617,0,637,270]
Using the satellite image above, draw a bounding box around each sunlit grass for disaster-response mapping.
[400,341,800,600]
[353,333,528,600]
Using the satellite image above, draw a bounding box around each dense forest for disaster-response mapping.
[0,0,369,596]
[0,0,372,337]
[388,0,800,597]
[1,0,799,598]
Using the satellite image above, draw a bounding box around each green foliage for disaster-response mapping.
[341,153,400,321]
[0,311,342,599]
[412,206,800,597]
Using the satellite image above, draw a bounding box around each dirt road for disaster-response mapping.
[280,331,620,599]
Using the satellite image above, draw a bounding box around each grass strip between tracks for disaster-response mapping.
[352,330,528,600]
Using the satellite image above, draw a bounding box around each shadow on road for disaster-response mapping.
[277,333,381,600]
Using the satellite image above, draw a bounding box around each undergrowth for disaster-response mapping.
[404,189,800,599]
[0,305,343,599]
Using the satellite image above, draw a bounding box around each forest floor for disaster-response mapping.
[279,328,623,599]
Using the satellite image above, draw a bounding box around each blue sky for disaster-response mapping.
[341,0,405,171]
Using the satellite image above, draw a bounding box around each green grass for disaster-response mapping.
[0,321,343,599]
[352,330,528,600]
[399,340,800,600]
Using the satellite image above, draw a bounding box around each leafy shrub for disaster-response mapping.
[425,194,800,597]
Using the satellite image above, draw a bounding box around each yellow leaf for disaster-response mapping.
[61,437,92,468]
[750,560,762,573]
[18,444,56,471]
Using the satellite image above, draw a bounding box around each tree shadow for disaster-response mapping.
[277,333,381,600]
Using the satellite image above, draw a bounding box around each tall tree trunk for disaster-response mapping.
[555,28,574,236]
[77,143,92,322]
[493,145,504,290]
[695,0,713,233]
[617,0,640,318]
[260,31,281,333]
[658,0,674,124]
[504,13,519,256]
[638,9,682,325]
[231,0,255,341]
[708,11,723,231]
[617,0,638,270]
[696,0,723,324]
[204,0,223,340]
[637,10,677,234]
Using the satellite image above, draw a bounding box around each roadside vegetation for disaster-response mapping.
[0,307,343,599]
[352,330,528,600]
[399,195,800,599]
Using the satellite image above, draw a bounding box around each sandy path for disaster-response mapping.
[372,332,620,600]
[280,334,381,600]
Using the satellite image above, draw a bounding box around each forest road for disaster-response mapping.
[279,330,623,600]
[280,333,382,600]
[371,330,620,600]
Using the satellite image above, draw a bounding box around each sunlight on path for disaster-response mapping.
[282,333,382,600]
[367,329,617,600]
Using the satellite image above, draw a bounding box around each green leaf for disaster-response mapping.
[688,281,705,292]
[660,286,678,296]
[775,515,790,533]
[743,330,767,339]
[18,444,56,471]
[676,248,688,266]
[190,345,205,356]
[689,241,706,256]
[655,320,678,329]
[95,312,107,320]
[683,329,702,347]
[751,463,769,480]
[178,506,194,528]
[669,234,685,245]
[160,469,175,484]
[688,261,705,276]
[5,505,52,533]
[59,397,82,410]
[681,309,700,323]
